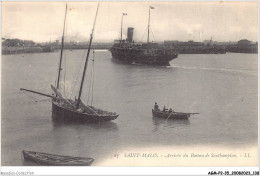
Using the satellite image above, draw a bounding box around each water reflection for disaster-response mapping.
[2,51,258,166]
[110,57,172,69]
[51,119,118,132]
[110,57,132,65]
[22,159,39,166]
[152,116,190,132]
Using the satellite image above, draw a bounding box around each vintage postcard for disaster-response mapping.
[1,0,259,175]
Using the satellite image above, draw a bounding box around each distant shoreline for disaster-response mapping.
[1,45,112,55]
[2,43,258,55]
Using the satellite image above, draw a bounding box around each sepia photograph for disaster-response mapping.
[1,0,259,175]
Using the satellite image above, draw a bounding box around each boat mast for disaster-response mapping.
[147,7,150,43]
[56,4,67,90]
[120,13,123,42]
[76,4,99,109]
[147,6,154,43]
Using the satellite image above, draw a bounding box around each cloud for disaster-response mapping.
[181,23,202,35]
[2,1,258,42]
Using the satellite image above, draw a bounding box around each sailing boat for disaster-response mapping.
[20,4,119,122]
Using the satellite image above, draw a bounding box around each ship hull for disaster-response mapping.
[110,50,178,66]
[52,101,118,122]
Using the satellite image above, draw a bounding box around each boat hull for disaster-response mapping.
[52,101,118,122]
[152,109,190,119]
[22,150,94,166]
[110,49,178,66]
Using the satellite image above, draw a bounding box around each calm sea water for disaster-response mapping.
[1,50,258,166]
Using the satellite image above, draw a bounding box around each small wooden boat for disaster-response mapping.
[152,109,199,120]
[22,150,94,166]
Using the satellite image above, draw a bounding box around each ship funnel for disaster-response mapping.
[126,27,134,42]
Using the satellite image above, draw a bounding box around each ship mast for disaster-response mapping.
[56,4,67,90]
[120,12,127,42]
[147,6,154,43]
[76,4,99,109]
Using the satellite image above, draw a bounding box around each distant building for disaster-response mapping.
[164,40,226,54]
[237,39,251,46]
[2,38,35,47]
[226,39,257,53]
[164,40,203,47]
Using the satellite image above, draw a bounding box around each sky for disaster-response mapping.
[1,1,258,43]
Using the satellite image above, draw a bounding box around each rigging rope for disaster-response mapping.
[63,51,67,97]
[20,91,50,103]
[140,26,148,42]
[150,28,156,42]
[63,20,68,98]
[87,50,95,106]
[69,49,88,100]
[21,91,39,102]
[91,50,95,106]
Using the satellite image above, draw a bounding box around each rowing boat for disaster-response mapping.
[22,150,94,166]
[152,109,199,120]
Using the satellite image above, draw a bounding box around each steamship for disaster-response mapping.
[110,8,178,66]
